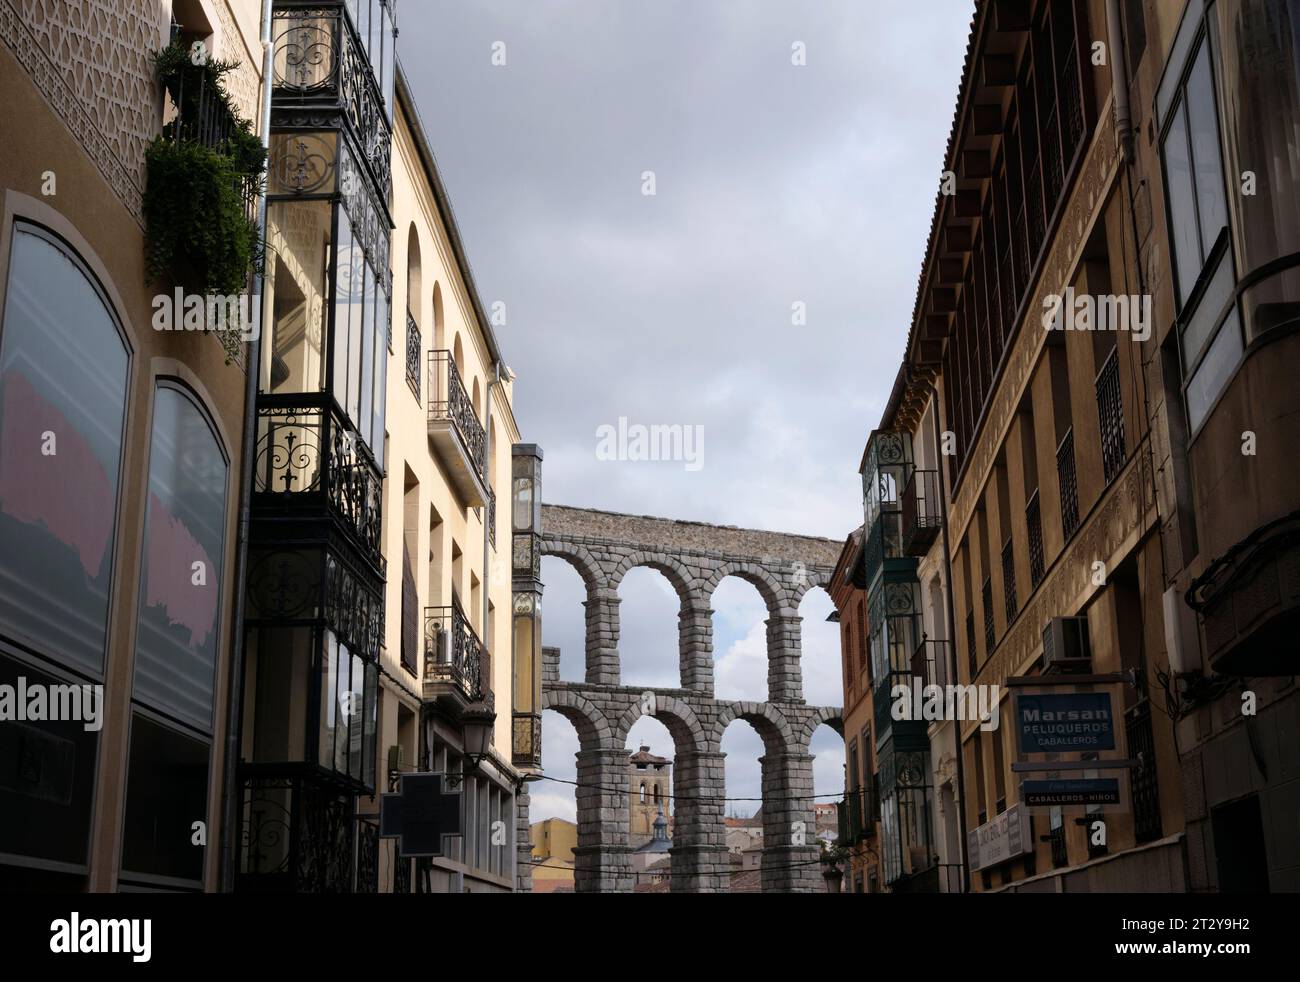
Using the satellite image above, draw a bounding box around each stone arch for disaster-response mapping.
[701,561,784,613]
[711,701,795,756]
[613,694,706,756]
[797,705,845,751]
[540,688,613,750]
[790,568,834,607]
[540,540,604,594]
[609,550,696,604]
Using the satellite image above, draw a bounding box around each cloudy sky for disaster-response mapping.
[401,1,973,822]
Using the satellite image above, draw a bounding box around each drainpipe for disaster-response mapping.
[482,362,498,658]
[219,0,274,893]
[909,366,970,893]
[1106,0,1135,164]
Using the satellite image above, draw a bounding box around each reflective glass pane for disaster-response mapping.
[1188,308,1244,431]
[264,200,330,394]
[1216,0,1300,280]
[370,289,388,453]
[120,714,209,882]
[348,245,364,425]
[0,225,128,675]
[133,386,228,732]
[1163,106,1203,309]
[1187,44,1228,258]
[359,260,375,444]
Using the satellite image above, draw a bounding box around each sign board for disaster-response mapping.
[1021,777,1121,808]
[1016,692,1116,754]
[966,802,1033,872]
[379,772,463,858]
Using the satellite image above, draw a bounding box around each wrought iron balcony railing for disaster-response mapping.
[1057,428,1080,541]
[271,2,392,199]
[1026,490,1046,589]
[405,309,420,400]
[427,350,488,506]
[911,638,950,690]
[1001,538,1017,624]
[965,611,978,680]
[1047,821,1068,868]
[253,402,385,572]
[1126,700,1162,843]
[1096,347,1126,485]
[982,577,995,653]
[162,62,241,155]
[487,483,496,548]
[423,600,485,705]
[901,468,943,556]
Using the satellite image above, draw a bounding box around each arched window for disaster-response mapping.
[653,785,661,805]
[132,382,229,731]
[432,281,444,351]
[639,783,647,803]
[0,223,130,676]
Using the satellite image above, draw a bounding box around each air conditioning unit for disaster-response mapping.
[426,624,449,665]
[1163,584,1203,675]
[1042,616,1091,673]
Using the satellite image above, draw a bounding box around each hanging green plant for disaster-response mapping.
[143,42,266,356]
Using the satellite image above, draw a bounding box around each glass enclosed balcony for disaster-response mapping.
[861,430,919,586]
[271,0,395,200]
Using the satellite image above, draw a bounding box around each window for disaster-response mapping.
[1163,39,1228,309]
[132,384,228,732]
[1215,0,1300,342]
[120,713,210,885]
[262,199,329,394]
[0,223,129,676]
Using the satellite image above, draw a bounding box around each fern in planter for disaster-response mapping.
[144,43,266,356]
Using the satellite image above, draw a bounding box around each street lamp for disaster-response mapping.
[461,701,497,773]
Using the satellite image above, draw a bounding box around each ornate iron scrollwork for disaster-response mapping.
[256,407,323,494]
[273,13,338,91]
[247,548,322,619]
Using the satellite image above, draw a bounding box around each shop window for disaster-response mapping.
[0,224,129,677]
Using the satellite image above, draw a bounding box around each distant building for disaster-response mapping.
[632,811,673,887]
[530,817,577,894]
[725,815,763,856]
[628,745,672,847]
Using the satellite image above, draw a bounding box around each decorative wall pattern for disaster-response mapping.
[1,0,261,228]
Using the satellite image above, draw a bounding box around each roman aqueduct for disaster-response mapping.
[531,504,844,893]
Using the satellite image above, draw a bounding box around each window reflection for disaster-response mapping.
[0,224,129,676]
[133,385,228,732]
[262,199,330,394]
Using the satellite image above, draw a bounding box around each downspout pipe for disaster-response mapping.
[1106,0,1135,163]
[482,362,499,666]
[219,0,274,892]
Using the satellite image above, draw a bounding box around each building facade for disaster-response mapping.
[1151,0,1300,893]
[853,0,1300,896]
[0,0,263,891]
[876,0,1187,894]
[367,63,522,894]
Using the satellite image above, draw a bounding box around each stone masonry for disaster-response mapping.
[530,504,844,893]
